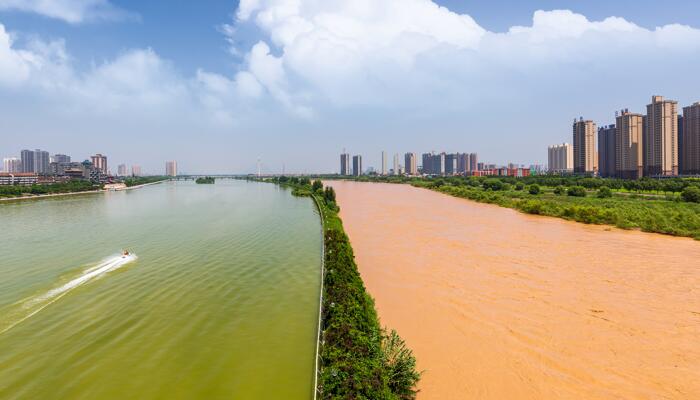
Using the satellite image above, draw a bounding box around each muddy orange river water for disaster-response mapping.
[326,181,700,400]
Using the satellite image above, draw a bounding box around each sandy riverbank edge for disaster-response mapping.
[0,179,169,203]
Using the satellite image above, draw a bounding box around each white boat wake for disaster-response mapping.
[0,253,137,335]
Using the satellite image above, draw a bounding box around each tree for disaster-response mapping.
[597,186,613,198]
[528,184,541,195]
[324,186,336,203]
[515,182,525,191]
[681,186,700,203]
[312,179,323,192]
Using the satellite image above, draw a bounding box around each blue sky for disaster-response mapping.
[1,0,700,174]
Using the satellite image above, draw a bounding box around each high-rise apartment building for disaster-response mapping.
[117,164,128,176]
[20,149,34,173]
[340,153,351,176]
[547,143,573,173]
[435,153,446,175]
[615,110,644,179]
[678,115,684,174]
[3,157,21,173]
[404,152,417,175]
[682,102,700,174]
[421,153,432,175]
[457,153,470,173]
[469,153,478,172]
[34,150,50,174]
[598,125,616,178]
[165,161,178,177]
[352,155,362,176]
[644,96,678,176]
[444,153,458,175]
[381,151,387,175]
[573,118,597,174]
[91,154,108,174]
[393,153,400,175]
[131,165,142,177]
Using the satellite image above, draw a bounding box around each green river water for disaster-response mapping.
[0,180,322,399]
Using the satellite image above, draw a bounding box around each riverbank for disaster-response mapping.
[327,180,700,399]
[331,175,700,239]
[253,177,420,399]
[0,178,169,203]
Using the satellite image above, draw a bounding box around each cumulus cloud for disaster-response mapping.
[228,2,700,115]
[0,0,136,24]
[0,22,251,127]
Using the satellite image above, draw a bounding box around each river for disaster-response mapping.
[0,180,321,399]
[327,180,700,400]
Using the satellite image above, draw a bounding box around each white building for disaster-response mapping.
[165,161,178,177]
[381,151,387,175]
[548,143,574,173]
[3,157,21,173]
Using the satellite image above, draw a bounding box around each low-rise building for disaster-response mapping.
[0,173,38,185]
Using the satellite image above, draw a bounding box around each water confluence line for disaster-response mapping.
[311,194,325,400]
[0,180,168,203]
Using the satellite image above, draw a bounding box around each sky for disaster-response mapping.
[1,0,700,174]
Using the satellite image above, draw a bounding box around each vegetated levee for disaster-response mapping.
[251,176,421,400]
[333,175,700,239]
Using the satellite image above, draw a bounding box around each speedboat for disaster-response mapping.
[122,250,130,258]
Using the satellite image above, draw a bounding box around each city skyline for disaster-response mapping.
[2,1,700,173]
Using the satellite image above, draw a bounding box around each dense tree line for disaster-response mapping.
[0,180,97,198]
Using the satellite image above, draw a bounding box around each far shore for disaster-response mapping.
[0,179,169,203]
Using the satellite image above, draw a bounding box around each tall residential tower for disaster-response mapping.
[682,102,700,174]
[644,96,678,176]
[598,125,616,178]
[573,119,597,174]
[340,152,351,176]
[616,110,644,179]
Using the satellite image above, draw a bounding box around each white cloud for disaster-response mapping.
[0,0,136,24]
[227,2,700,114]
[0,24,30,85]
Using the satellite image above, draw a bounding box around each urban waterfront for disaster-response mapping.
[0,180,322,399]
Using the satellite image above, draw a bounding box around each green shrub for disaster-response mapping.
[597,186,613,198]
[515,182,525,191]
[483,178,504,191]
[553,185,565,195]
[567,186,587,197]
[681,186,700,203]
[528,184,541,195]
